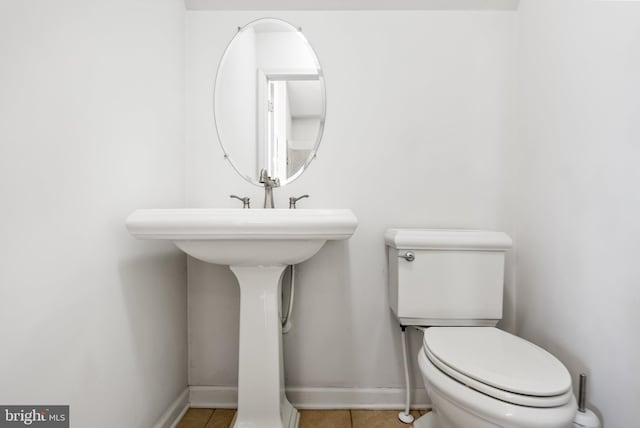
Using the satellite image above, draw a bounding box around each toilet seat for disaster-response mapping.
[423,327,573,408]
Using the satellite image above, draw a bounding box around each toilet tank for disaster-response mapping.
[385,229,512,327]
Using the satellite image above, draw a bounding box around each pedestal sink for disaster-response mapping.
[126,208,358,428]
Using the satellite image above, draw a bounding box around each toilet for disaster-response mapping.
[385,229,577,428]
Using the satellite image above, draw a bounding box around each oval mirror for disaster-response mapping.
[214,18,326,186]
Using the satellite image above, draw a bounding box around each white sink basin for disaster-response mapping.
[126,208,357,265]
[125,208,357,428]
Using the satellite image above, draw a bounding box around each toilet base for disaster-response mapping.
[413,412,440,428]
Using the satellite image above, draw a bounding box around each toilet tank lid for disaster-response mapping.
[384,229,512,251]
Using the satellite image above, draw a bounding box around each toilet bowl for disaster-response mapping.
[415,327,577,428]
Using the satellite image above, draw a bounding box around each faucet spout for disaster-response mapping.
[259,168,280,208]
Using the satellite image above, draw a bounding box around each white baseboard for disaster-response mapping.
[153,387,190,428]
[190,386,238,409]
[189,386,430,410]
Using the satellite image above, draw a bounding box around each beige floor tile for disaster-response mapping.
[351,410,421,428]
[177,408,214,428]
[205,409,236,428]
[177,408,431,427]
[299,409,351,428]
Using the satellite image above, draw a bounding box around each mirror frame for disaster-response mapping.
[213,18,326,187]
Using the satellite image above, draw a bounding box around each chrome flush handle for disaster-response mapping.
[230,195,250,208]
[289,194,309,209]
[398,251,415,262]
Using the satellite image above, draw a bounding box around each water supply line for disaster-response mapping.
[398,325,415,424]
[281,264,295,333]
[281,194,309,333]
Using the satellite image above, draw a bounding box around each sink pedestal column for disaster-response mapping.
[230,265,300,428]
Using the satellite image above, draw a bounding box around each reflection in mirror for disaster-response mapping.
[214,19,325,186]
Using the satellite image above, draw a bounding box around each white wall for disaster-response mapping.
[514,1,640,426]
[186,10,517,397]
[0,1,187,427]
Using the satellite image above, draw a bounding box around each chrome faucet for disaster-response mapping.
[259,168,280,208]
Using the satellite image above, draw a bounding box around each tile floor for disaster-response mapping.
[177,408,430,428]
